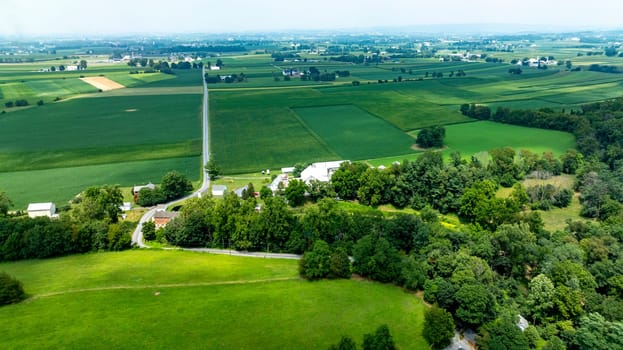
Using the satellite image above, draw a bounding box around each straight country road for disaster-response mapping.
[131,67,210,247]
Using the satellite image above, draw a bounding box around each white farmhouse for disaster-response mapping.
[27,202,56,218]
[300,160,347,184]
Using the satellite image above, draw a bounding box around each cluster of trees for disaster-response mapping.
[0,185,132,263]
[271,52,300,62]
[416,126,445,148]
[299,240,350,280]
[300,67,336,82]
[327,325,396,350]
[204,73,247,84]
[135,171,193,207]
[425,70,466,79]
[127,59,198,74]
[329,54,366,64]
[0,271,26,307]
[4,99,29,108]
[460,103,492,120]
[526,184,573,210]
[588,64,620,74]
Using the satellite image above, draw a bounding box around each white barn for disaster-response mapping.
[211,185,227,196]
[300,160,347,184]
[27,202,56,218]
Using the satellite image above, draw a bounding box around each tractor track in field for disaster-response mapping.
[29,277,299,299]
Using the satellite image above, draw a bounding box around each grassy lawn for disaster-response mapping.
[0,250,427,350]
[294,105,416,160]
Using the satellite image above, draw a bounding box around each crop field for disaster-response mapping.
[209,53,623,175]
[294,105,415,160]
[439,121,576,157]
[0,61,204,208]
[0,94,202,171]
[0,156,200,208]
[0,250,427,349]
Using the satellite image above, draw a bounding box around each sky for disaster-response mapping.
[2,0,623,36]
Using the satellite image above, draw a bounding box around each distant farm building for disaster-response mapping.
[211,185,227,196]
[66,65,79,71]
[281,167,295,174]
[300,160,347,184]
[133,183,156,195]
[27,202,56,218]
[153,210,179,229]
[282,68,300,77]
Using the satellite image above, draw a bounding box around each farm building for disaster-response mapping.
[133,182,156,195]
[119,202,132,212]
[153,210,179,229]
[27,202,56,218]
[269,174,289,193]
[300,160,347,184]
[212,185,227,196]
[281,167,295,174]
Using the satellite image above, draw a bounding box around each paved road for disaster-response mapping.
[178,248,301,260]
[131,67,210,247]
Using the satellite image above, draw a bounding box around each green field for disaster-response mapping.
[294,105,416,160]
[211,62,619,175]
[0,250,427,349]
[0,156,200,208]
[0,62,204,207]
[439,121,576,157]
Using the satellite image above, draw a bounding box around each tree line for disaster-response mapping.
[0,185,132,262]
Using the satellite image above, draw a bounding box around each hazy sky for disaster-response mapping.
[2,0,622,36]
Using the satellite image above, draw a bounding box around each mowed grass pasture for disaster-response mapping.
[0,250,428,350]
[439,121,576,157]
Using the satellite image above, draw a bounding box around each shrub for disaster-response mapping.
[0,272,26,306]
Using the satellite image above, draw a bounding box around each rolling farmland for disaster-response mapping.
[0,250,427,349]
[0,62,204,208]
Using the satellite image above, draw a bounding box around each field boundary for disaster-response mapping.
[288,107,340,157]
[31,277,300,299]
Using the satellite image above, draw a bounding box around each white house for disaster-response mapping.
[269,174,289,193]
[66,65,79,71]
[300,160,347,184]
[281,167,295,174]
[211,185,227,196]
[27,202,56,218]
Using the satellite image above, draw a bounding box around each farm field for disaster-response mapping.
[293,105,415,160]
[0,156,200,208]
[0,61,204,208]
[212,64,602,174]
[0,250,427,350]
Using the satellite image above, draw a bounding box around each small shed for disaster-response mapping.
[211,185,227,197]
[27,202,56,218]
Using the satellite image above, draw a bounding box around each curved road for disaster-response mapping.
[131,66,210,247]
